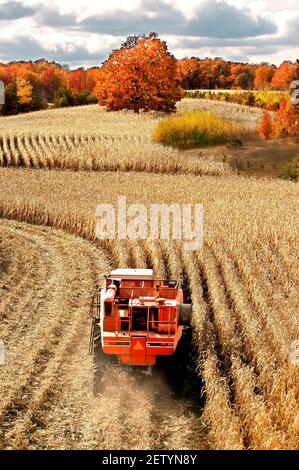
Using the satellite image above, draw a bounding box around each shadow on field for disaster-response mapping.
[162,342,205,409]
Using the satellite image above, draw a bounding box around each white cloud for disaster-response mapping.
[0,0,298,67]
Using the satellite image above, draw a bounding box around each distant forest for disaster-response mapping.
[0,57,298,115]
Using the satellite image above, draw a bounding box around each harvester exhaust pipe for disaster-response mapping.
[103,282,117,303]
[103,281,119,316]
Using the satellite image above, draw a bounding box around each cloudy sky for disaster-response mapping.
[0,0,298,68]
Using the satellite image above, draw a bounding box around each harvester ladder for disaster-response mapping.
[89,288,101,355]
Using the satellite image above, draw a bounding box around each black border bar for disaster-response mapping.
[0,450,297,467]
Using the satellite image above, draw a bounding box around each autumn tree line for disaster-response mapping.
[0,33,298,115]
[179,58,298,91]
[0,61,99,115]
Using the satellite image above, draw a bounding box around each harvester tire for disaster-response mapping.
[92,322,118,396]
[178,303,192,326]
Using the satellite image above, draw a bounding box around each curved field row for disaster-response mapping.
[0,99,262,177]
[0,219,207,450]
[201,244,298,449]
[0,134,231,176]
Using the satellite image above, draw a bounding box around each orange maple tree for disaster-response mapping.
[254,65,275,90]
[94,33,183,113]
[259,99,299,140]
[271,61,297,90]
[69,68,87,93]
[41,66,67,102]
[258,110,273,140]
[272,99,299,137]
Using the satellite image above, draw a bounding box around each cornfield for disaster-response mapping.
[0,134,231,176]
[0,101,298,450]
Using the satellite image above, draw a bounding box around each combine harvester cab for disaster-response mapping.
[90,269,192,393]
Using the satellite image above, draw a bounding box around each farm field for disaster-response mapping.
[0,100,298,450]
[1,100,297,179]
[0,102,235,177]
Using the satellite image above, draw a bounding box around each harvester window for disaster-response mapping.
[132,308,147,331]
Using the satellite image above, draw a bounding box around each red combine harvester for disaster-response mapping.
[90,269,192,393]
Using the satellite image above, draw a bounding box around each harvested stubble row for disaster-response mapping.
[0,99,263,176]
[0,134,231,176]
[0,219,206,450]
